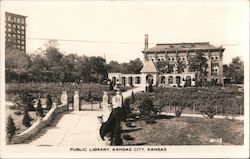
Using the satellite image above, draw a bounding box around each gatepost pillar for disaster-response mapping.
[73,91,80,111]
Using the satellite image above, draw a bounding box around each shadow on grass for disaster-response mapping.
[122,128,142,133]
[155,115,175,120]
[123,142,147,146]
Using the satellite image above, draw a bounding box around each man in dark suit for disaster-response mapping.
[99,107,123,145]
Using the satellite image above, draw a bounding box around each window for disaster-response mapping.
[21,25,25,30]
[17,18,20,23]
[8,16,11,21]
[21,19,24,24]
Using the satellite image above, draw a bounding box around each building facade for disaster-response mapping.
[5,12,27,53]
[108,35,225,87]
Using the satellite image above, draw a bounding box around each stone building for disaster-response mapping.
[108,35,225,87]
[5,12,27,53]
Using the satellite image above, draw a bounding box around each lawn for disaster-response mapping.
[5,102,39,135]
[121,116,244,145]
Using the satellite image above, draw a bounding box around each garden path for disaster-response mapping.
[21,86,145,146]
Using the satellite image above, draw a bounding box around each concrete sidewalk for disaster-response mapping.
[28,111,105,146]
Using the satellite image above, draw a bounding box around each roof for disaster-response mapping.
[143,42,224,53]
[140,60,159,73]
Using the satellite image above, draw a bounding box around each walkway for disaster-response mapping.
[22,86,145,146]
[28,111,105,146]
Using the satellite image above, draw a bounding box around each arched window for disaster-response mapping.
[135,76,141,84]
[160,76,166,84]
[168,76,173,84]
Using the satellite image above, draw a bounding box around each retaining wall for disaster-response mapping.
[11,104,68,144]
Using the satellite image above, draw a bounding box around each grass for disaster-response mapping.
[121,116,244,145]
[5,103,39,135]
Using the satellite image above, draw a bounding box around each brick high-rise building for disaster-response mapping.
[5,12,27,53]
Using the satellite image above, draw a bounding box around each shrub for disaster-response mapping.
[22,110,31,127]
[122,98,131,120]
[46,94,53,110]
[139,98,154,118]
[36,98,43,117]
[14,110,23,115]
[175,109,182,117]
[13,92,35,111]
[6,115,16,143]
[131,91,135,104]
[123,134,134,141]
[148,82,153,92]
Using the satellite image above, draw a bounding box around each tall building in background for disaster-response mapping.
[5,12,27,53]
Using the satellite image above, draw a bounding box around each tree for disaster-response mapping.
[127,58,143,74]
[46,94,53,110]
[176,56,186,73]
[36,99,43,117]
[131,91,135,104]
[5,48,31,83]
[14,92,35,111]
[189,51,208,87]
[148,81,153,92]
[6,115,16,143]
[139,98,154,118]
[89,56,107,83]
[122,98,131,120]
[224,57,244,84]
[22,110,31,127]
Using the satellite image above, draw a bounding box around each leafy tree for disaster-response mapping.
[46,94,53,110]
[224,57,244,84]
[5,48,31,83]
[176,56,186,73]
[127,58,143,74]
[22,110,31,127]
[189,51,208,87]
[6,115,16,143]
[36,99,43,117]
[14,92,35,111]
[89,56,107,83]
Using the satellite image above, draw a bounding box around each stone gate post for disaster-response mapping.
[61,91,69,110]
[73,91,80,111]
[102,92,111,122]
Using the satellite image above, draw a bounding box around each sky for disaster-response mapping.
[1,0,248,64]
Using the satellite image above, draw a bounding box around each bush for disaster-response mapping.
[22,110,31,127]
[14,110,23,116]
[148,82,153,92]
[122,98,131,120]
[36,99,43,117]
[46,94,53,110]
[131,91,135,104]
[6,115,16,143]
[13,92,35,111]
[139,98,154,118]
[175,109,182,117]
[123,134,134,141]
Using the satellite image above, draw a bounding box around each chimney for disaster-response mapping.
[144,34,148,50]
